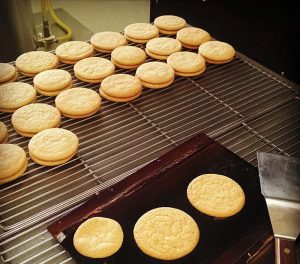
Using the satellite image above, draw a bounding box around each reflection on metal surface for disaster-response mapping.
[266,198,300,240]
[34,8,93,51]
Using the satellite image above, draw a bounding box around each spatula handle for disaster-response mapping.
[275,237,296,264]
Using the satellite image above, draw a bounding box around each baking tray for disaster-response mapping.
[48,133,274,264]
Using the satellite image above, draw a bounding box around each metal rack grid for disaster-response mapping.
[0,40,299,263]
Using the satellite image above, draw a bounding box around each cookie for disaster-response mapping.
[198,41,235,64]
[0,63,18,84]
[73,217,124,258]
[74,57,115,83]
[176,27,211,49]
[12,103,61,137]
[111,46,146,69]
[0,121,8,143]
[187,174,245,218]
[15,51,59,76]
[55,88,101,119]
[0,144,28,185]
[136,61,174,89]
[33,69,72,96]
[91,31,127,53]
[124,23,159,43]
[167,51,206,77]
[145,37,182,60]
[55,41,94,64]
[154,15,186,35]
[134,207,200,260]
[28,128,79,166]
[0,82,36,113]
[100,74,142,102]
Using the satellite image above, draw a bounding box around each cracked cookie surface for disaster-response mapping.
[91,31,127,52]
[167,51,206,76]
[12,103,61,137]
[134,207,200,260]
[136,61,175,88]
[28,128,79,165]
[198,41,235,64]
[0,82,36,112]
[187,174,245,218]
[74,57,115,82]
[16,51,58,76]
[55,88,101,118]
[73,217,124,258]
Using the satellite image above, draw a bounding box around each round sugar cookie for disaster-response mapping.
[28,128,79,166]
[0,82,36,113]
[0,63,17,84]
[177,27,211,49]
[55,41,94,64]
[74,57,115,83]
[134,207,200,260]
[33,69,72,96]
[146,37,182,60]
[187,174,245,218]
[167,51,206,76]
[0,121,8,143]
[124,23,159,43]
[74,217,124,258]
[16,51,59,76]
[55,88,101,119]
[100,74,142,102]
[154,15,186,34]
[0,144,27,183]
[111,46,146,69]
[136,61,174,89]
[12,103,61,137]
[198,41,235,64]
[91,32,127,53]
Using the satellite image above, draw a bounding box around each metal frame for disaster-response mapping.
[0,38,299,263]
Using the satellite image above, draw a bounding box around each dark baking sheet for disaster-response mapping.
[48,133,274,263]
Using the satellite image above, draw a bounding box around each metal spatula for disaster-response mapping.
[257,152,300,264]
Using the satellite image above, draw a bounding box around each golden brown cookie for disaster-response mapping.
[176,27,211,49]
[55,88,101,119]
[0,144,28,185]
[198,41,235,64]
[111,46,146,69]
[91,31,127,53]
[0,82,36,113]
[134,207,200,260]
[100,74,142,102]
[154,15,186,35]
[136,61,175,89]
[55,41,94,64]
[167,51,206,77]
[28,128,79,166]
[33,69,72,96]
[15,51,59,76]
[124,23,159,43]
[74,57,115,83]
[74,217,124,258]
[0,63,18,84]
[145,37,182,60]
[0,121,8,143]
[187,174,245,218]
[12,103,61,137]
